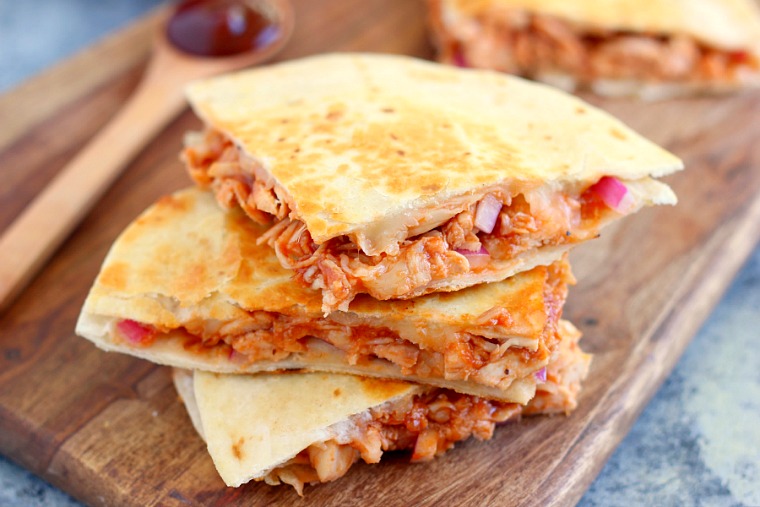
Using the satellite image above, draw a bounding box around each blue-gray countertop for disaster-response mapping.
[1,2,758,506]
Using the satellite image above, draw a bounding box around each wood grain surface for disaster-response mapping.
[1,1,759,506]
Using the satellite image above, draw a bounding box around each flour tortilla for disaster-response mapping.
[76,187,570,402]
[172,369,422,487]
[172,318,589,489]
[185,53,681,256]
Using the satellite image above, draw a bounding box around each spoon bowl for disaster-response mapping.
[156,0,294,83]
[145,0,294,113]
[166,0,290,58]
[0,0,294,312]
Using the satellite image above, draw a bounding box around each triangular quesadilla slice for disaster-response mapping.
[182,53,681,312]
[173,320,591,494]
[429,0,760,98]
[77,188,573,402]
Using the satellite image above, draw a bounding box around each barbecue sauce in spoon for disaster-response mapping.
[167,0,281,57]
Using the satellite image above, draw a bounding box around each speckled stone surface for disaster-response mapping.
[579,247,760,507]
[0,455,81,507]
[1,2,759,506]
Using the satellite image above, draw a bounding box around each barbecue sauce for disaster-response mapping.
[166,0,280,57]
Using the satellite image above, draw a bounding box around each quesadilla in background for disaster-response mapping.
[76,188,574,402]
[173,320,591,494]
[182,53,682,312]
[428,0,760,98]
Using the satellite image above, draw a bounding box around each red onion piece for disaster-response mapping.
[534,367,547,383]
[455,246,490,268]
[588,176,635,214]
[474,194,503,233]
[117,319,154,345]
[453,48,468,68]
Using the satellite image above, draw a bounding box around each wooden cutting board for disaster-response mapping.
[1,1,759,506]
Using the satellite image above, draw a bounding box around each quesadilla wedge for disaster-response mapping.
[183,53,681,312]
[173,320,590,494]
[76,188,574,402]
[428,0,760,98]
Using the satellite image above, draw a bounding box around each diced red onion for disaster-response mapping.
[474,194,503,234]
[588,176,635,214]
[534,367,547,383]
[117,319,153,345]
[455,246,490,268]
[453,49,468,68]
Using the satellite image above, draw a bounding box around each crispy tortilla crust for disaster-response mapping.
[429,0,760,97]
[184,53,682,257]
[172,320,591,493]
[77,188,573,400]
[185,128,675,311]
[101,260,568,393]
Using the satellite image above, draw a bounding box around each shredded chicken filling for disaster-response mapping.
[264,389,523,494]
[184,129,601,310]
[260,327,588,494]
[120,261,568,389]
[430,4,760,84]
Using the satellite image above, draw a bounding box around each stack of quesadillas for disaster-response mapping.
[76,53,682,494]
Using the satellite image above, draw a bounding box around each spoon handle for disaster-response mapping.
[0,57,186,312]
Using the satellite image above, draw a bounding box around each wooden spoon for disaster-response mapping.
[0,0,294,312]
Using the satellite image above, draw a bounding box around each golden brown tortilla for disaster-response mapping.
[77,188,569,402]
[174,369,421,488]
[184,53,681,255]
[171,319,590,490]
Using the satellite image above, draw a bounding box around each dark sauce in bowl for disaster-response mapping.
[166,0,281,57]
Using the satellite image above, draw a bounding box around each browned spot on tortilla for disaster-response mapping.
[156,194,191,212]
[610,128,627,140]
[333,388,342,397]
[98,262,128,290]
[357,377,410,399]
[575,107,587,114]
[135,193,195,243]
[232,437,245,460]
[126,195,192,238]
[171,260,211,296]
